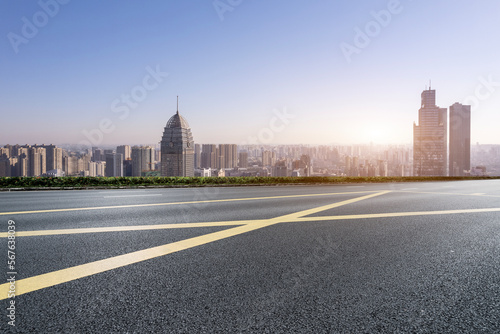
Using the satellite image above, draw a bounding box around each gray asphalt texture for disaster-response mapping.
[1,180,500,333]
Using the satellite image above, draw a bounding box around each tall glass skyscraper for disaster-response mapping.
[449,102,471,176]
[413,89,448,176]
[160,100,194,177]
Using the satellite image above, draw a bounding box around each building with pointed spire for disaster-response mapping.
[160,97,194,176]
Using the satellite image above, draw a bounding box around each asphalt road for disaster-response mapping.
[1,180,500,333]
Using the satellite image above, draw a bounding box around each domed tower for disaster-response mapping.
[160,97,194,176]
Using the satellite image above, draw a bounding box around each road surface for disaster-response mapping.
[1,180,500,333]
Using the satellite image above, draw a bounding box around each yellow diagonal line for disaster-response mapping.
[0,221,272,300]
[0,191,388,300]
[0,190,377,216]
[275,191,391,221]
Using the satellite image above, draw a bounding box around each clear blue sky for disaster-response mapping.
[1,0,500,147]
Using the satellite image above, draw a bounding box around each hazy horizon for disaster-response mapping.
[2,1,500,146]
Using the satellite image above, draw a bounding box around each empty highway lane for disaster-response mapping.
[1,180,500,333]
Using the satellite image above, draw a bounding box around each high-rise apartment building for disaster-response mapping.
[201,144,217,169]
[29,146,46,176]
[449,102,471,176]
[413,89,448,176]
[160,100,194,177]
[42,144,62,171]
[219,144,237,169]
[63,155,78,176]
[117,145,131,161]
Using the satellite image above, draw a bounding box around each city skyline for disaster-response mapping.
[2,2,500,146]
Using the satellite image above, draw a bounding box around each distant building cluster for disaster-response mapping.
[1,91,499,178]
[0,144,159,177]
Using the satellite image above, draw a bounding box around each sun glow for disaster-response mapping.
[358,123,394,144]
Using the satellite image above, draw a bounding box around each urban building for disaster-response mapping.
[117,145,131,161]
[105,153,124,177]
[219,144,238,169]
[43,144,63,171]
[449,102,471,176]
[201,144,217,169]
[131,146,155,176]
[413,89,447,176]
[238,151,248,168]
[29,146,46,177]
[194,144,201,169]
[160,99,194,176]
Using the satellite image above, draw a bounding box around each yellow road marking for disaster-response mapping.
[0,190,377,216]
[0,222,274,300]
[272,191,391,221]
[0,191,389,300]
[294,207,500,222]
[5,203,498,238]
[0,221,253,237]
[394,190,500,198]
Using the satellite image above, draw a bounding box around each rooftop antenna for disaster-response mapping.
[176,95,179,114]
[429,79,432,90]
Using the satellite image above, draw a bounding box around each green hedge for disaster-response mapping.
[0,176,498,189]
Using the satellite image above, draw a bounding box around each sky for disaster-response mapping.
[1,0,500,147]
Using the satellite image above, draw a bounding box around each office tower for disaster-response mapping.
[123,159,133,177]
[92,148,105,162]
[194,144,201,169]
[132,146,155,177]
[105,153,124,177]
[449,103,471,176]
[117,145,131,161]
[413,89,447,176]
[238,151,248,168]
